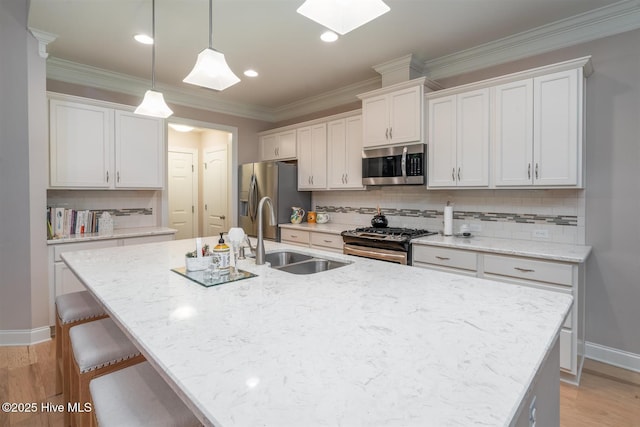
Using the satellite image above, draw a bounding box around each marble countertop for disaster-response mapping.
[279,222,360,234]
[61,238,571,427]
[47,226,177,245]
[280,223,591,263]
[412,235,592,263]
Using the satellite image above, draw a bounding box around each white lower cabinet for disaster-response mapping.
[413,243,585,383]
[412,245,477,276]
[48,233,174,325]
[280,229,310,247]
[280,228,344,254]
[309,232,343,253]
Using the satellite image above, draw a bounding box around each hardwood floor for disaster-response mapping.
[1,338,639,426]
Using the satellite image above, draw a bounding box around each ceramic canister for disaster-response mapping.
[307,211,316,223]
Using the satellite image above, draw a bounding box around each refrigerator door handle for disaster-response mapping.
[248,174,258,222]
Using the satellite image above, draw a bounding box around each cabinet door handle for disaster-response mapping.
[345,173,348,184]
[452,168,456,181]
[341,173,345,184]
[290,234,298,238]
[205,204,208,210]
[389,127,392,139]
[117,171,120,183]
[528,163,531,179]
[323,239,332,243]
[311,176,314,185]
[457,167,461,181]
[385,128,389,139]
[535,163,539,179]
[515,267,535,273]
[436,256,450,261]
[106,171,109,183]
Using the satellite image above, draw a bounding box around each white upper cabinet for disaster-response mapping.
[258,111,363,191]
[427,57,590,189]
[260,130,296,161]
[494,68,582,187]
[359,79,425,148]
[493,79,534,186]
[297,124,327,190]
[533,69,580,186]
[49,96,165,189]
[49,99,113,188]
[328,115,364,190]
[115,110,165,188]
[428,88,490,188]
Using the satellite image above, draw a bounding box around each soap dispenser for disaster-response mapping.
[214,233,231,274]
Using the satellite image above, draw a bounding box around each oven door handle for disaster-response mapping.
[401,146,408,183]
[343,244,408,265]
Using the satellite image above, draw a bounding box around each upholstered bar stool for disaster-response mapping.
[55,291,108,398]
[89,361,201,427]
[68,317,145,427]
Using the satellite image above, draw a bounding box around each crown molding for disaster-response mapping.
[270,76,381,123]
[423,0,640,80]
[28,28,57,59]
[45,57,275,122]
[44,0,640,122]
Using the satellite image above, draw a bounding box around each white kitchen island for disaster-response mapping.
[61,238,572,427]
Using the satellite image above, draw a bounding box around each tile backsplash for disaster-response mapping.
[47,190,161,230]
[313,187,585,244]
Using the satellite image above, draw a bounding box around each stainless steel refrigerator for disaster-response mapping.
[238,162,311,241]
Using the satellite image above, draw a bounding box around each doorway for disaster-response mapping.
[165,121,237,239]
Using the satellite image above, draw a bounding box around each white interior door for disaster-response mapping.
[203,146,228,237]
[168,150,197,240]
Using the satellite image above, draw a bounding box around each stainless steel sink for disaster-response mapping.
[265,250,351,275]
[264,251,314,267]
[277,259,350,275]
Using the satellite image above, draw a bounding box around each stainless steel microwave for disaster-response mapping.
[362,144,425,185]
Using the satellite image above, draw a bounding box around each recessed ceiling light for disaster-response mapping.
[320,31,338,42]
[168,123,194,132]
[134,34,154,45]
[244,69,259,77]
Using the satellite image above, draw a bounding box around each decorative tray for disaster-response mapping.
[171,267,257,288]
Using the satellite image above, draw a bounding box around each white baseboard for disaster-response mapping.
[585,341,640,373]
[0,327,51,346]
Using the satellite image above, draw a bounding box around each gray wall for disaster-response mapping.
[439,29,640,356]
[0,0,47,333]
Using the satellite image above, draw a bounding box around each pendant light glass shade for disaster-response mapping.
[135,0,173,118]
[183,0,240,91]
[183,48,240,91]
[297,0,390,35]
[135,90,173,118]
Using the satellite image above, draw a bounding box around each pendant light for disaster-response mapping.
[135,0,173,118]
[297,0,390,35]
[183,0,240,91]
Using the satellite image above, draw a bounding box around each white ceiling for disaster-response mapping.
[28,0,636,121]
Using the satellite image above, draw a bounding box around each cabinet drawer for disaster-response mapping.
[53,239,119,262]
[412,245,477,271]
[280,229,310,245]
[310,232,343,250]
[484,254,573,287]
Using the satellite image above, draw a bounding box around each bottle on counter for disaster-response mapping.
[214,233,231,275]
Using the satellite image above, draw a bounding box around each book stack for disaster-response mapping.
[48,207,102,238]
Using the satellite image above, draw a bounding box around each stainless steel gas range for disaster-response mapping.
[341,227,437,265]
